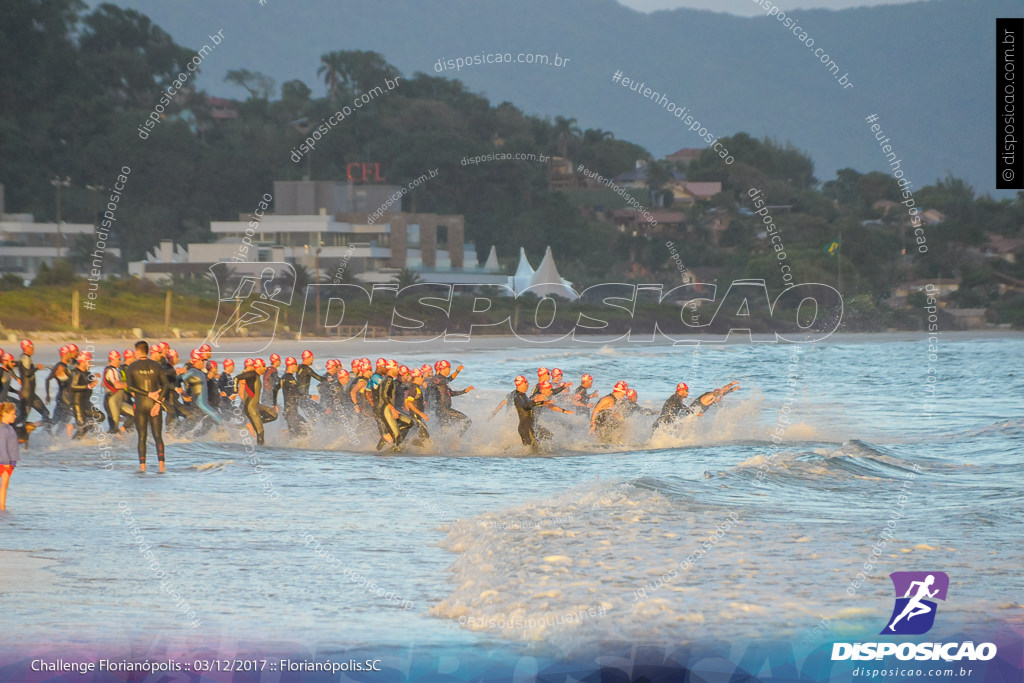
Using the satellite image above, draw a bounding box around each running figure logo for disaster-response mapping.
[881,571,949,635]
[205,262,296,353]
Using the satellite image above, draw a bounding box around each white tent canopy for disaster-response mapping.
[483,245,500,272]
[526,246,578,300]
[507,247,536,294]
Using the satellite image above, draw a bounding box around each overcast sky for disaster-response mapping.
[617,0,923,15]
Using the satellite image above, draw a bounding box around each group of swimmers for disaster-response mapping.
[490,366,739,449]
[0,338,741,473]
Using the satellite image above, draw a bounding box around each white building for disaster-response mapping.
[0,184,120,281]
[129,179,507,287]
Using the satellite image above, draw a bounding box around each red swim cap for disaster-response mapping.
[538,380,552,391]
[199,343,212,353]
[285,356,297,367]
[626,388,637,401]
[613,381,628,393]
[537,366,549,377]
[109,350,121,362]
[676,382,689,394]
[269,353,281,363]
[551,368,563,378]
[302,350,314,360]
[581,373,593,383]
[514,375,528,386]
[20,339,33,352]
[190,349,203,363]
[223,359,235,370]
[253,358,266,370]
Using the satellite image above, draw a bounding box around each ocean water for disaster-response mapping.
[2,335,1022,665]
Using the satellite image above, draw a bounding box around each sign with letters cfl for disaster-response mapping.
[346,162,386,183]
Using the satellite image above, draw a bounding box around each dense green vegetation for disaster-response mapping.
[2,0,1023,330]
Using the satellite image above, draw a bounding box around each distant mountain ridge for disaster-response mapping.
[89,0,1010,193]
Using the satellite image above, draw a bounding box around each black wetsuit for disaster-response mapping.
[217,371,234,400]
[593,393,625,442]
[280,371,305,435]
[427,374,471,436]
[17,353,50,423]
[264,366,281,407]
[182,366,221,435]
[47,360,73,433]
[397,381,429,446]
[295,363,324,418]
[235,369,277,445]
[690,393,717,415]
[160,361,184,423]
[654,393,694,428]
[317,376,337,418]
[0,365,13,403]
[573,384,595,415]
[206,374,221,411]
[102,364,134,432]
[512,389,550,448]
[125,357,171,465]
[69,366,103,439]
[374,374,401,447]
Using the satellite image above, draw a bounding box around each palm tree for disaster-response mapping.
[317,51,346,103]
[553,116,582,157]
[393,267,423,289]
[582,128,615,145]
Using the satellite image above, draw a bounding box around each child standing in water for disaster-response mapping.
[0,402,19,511]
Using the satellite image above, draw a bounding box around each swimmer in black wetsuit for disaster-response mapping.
[397,367,430,447]
[295,350,325,420]
[623,388,657,417]
[125,340,171,472]
[235,358,278,445]
[181,349,222,435]
[264,353,282,408]
[69,352,103,439]
[572,373,598,416]
[16,339,50,426]
[47,345,74,437]
[427,360,474,436]
[589,380,630,442]
[217,358,236,410]
[279,356,306,436]
[654,382,695,430]
[689,381,740,415]
[508,375,572,451]
[102,350,134,433]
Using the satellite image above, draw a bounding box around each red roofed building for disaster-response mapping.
[208,97,239,120]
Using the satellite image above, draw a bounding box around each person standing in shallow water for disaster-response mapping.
[0,402,20,510]
[125,340,171,473]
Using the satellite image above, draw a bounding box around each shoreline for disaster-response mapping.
[9,329,1022,358]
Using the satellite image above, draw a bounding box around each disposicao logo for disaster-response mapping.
[831,571,998,662]
[881,571,948,635]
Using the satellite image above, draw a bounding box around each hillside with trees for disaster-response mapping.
[2,0,1023,331]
